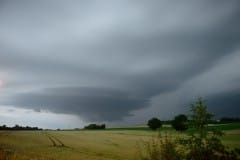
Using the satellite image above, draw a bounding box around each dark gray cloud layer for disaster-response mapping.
[0,0,240,123]
[5,87,148,121]
[208,89,240,118]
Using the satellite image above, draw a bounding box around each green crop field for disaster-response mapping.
[0,124,240,160]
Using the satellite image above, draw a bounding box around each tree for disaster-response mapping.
[139,98,240,160]
[172,114,188,131]
[147,117,162,130]
[84,124,106,130]
[100,124,106,129]
[190,97,214,137]
[180,97,240,160]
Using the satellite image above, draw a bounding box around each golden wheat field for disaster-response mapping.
[0,129,240,160]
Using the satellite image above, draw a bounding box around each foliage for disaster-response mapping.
[137,133,183,160]
[147,118,162,130]
[181,98,240,159]
[190,98,214,137]
[84,124,106,130]
[220,117,240,124]
[139,98,240,160]
[0,124,42,130]
[172,114,188,131]
[179,129,240,160]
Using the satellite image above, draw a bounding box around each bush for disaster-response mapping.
[84,124,106,130]
[147,118,162,130]
[172,114,188,131]
[181,98,240,160]
[137,133,183,160]
[139,98,240,160]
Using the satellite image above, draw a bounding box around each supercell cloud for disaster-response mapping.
[0,0,240,127]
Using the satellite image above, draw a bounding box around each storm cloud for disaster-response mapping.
[5,87,149,121]
[0,0,240,125]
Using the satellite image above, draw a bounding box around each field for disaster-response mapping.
[0,124,240,160]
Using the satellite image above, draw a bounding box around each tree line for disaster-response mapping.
[0,124,42,130]
[147,114,189,131]
[147,113,240,131]
[84,123,106,130]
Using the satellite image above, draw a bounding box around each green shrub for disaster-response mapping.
[139,98,240,160]
[84,124,106,130]
[172,114,188,131]
[137,133,183,160]
[147,118,162,130]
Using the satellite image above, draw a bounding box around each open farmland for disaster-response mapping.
[0,124,240,160]
[2,130,152,160]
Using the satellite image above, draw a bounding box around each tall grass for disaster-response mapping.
[137,133,183,160]
[0,148,54,160]
[0,148,17,160]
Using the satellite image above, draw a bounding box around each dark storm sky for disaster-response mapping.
[0,0,240,128]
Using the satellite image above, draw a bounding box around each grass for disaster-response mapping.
[210,123,240,130]
[0,124,239,160]
[106,124,173,131]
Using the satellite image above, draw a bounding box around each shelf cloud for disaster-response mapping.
[0,0,240,126]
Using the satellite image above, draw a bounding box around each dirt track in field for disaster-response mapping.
[43,132,66,147]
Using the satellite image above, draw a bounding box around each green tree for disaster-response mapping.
[139,98,240,160]
[172,114,188,131]
[180,98,240,160]
[190,97,214,137]
[147,118,162,130]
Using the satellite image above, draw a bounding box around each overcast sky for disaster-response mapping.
[0,0,240,129]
